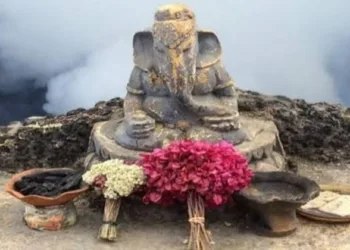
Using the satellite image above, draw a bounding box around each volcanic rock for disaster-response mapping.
[238,89,350,163]
[0,90,349,173]
[0,98,123,172]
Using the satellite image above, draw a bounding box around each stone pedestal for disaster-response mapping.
[24,201,77,231]
[84,115,286,172]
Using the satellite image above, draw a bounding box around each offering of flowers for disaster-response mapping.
[83,159,145,241]
[140,140,253,250]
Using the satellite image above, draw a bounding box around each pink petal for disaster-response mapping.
[149,192,162,203]
[213,194,223,206]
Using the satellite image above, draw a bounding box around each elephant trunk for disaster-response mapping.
[164,49,232,117]
[168,73,232,117]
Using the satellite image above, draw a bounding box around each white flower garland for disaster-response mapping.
[82,159,145,199]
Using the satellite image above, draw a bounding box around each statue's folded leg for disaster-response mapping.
[114,121,161,151]
[115,120,185,152]
[186,126,247,145]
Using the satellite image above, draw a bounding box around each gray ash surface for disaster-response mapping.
[249,182,304,201]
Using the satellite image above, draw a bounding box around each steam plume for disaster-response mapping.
[0,0,349,116]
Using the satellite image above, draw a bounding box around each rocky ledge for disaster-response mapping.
[0,91,349,172]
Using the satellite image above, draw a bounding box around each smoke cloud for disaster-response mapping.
[0,0,350,116]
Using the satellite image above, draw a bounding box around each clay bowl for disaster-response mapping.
[234,171,320,237]
[4,168,89,207]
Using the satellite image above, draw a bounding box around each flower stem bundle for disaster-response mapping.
[140,140,253,250]
[187,192,213,250]
[98,198,121,241]
[82,159,145,242]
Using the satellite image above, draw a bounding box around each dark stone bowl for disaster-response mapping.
[234,171,320,237]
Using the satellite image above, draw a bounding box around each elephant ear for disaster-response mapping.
[196,30,222,68]
[133,30,154,71]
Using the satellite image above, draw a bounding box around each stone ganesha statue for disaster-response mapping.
[85,3,286,172]
[115,3,247,151]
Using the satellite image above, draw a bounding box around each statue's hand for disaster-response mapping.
[125,111,155,138]
[202,114,239,132]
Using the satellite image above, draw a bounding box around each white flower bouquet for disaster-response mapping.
[83,159,145,241]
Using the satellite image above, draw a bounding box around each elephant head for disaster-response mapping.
[133,4,221,92]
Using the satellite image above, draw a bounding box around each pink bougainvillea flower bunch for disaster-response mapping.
[139,140,253,208]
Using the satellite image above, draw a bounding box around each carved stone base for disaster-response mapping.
[23,201,77,231]
[84,115,286,170]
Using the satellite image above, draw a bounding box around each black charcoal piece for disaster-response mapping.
[19,183,37,195]
[43,176,64,183]
[22,169,70,181]
[42,182,56,191]
[58,169,84,193]
[14,168,84,197]
[14,180,28,191]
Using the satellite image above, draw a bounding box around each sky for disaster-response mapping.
[0,0,349,115]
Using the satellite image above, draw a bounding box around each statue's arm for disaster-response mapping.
[124,66,145,119]
[213,61,238,112]
[123,66,155,138]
